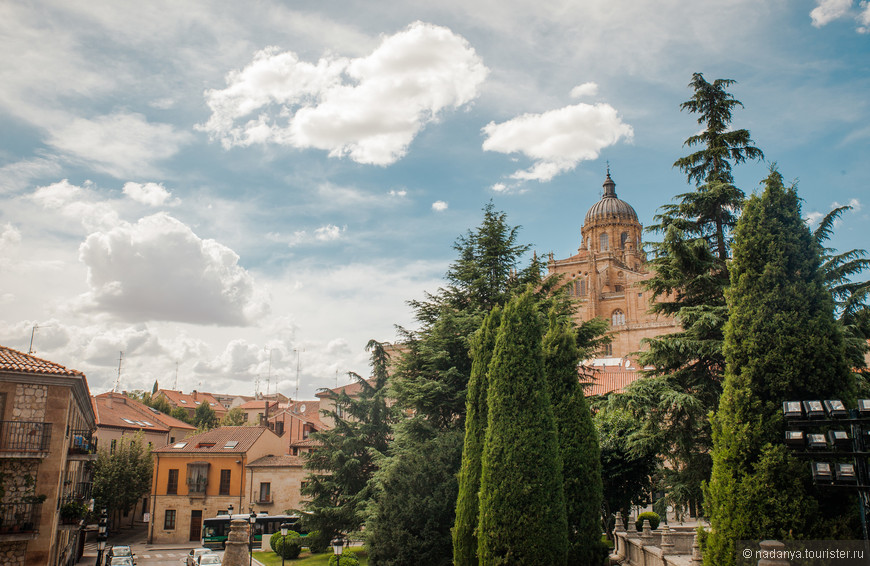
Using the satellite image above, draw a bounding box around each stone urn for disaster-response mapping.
[223,519,252,566]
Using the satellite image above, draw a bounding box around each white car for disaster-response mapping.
[197,555,222,566]
[184,548,215,566]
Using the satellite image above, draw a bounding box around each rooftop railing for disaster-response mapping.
[0,421,51,453]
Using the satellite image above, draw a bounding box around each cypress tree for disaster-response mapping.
[478,290,567,566]
[704,169,855,565]
[542,309,605,565]
[453,306,501,566]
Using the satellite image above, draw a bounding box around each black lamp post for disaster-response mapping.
[248,510,257,566]
[96,508,108,566]
[279,522,290,566]
[227,504,233,516]
[331,536,344,562]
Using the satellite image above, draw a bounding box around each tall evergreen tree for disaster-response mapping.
[704,169,855,565]
[302,340,396,544]
[453,306,501,566]
[631,73,763,515]
[543,309,605,565]
[193,401,219,430]
[478,290,567,566]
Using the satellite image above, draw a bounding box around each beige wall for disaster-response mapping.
[246,464,307,516]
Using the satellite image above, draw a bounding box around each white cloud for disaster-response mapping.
[482,101,633,182]
[283,224,346,247]
[805,210,826,227]
[123,182,177,207]
[0,157,63,194]
[46,112,191,178]
[432,200,448,211]
[389,189,407,197]
[31,179,121,232]
[570,82,598,98]
[314,224,345,241]
[76,212,268,326]
[198,21,488,165]
[832,197,863,211]
[491,183,509,193]
[811,0,853,27]
[859,1,870,32]
[0,224,22,251]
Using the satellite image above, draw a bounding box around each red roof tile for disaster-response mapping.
[156,389,227,415]
[93,392,195,431]
[247,454,306,467]
[152,426,272,453]
[583,366,643,396]
[0,345,84,377]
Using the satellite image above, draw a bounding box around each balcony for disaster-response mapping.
[68,429,97,459]
[257,494,273,505]
[0,421,51,456]
[61,482,92,505]
[0,502,42,537]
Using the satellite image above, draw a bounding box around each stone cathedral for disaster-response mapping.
[546,171,680,362]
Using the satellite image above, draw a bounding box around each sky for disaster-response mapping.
[1,0,868,400]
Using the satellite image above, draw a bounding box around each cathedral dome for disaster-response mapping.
[584,173,638,224]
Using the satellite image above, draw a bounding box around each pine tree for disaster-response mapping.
[543,309,605,565]
[704,169,855,565]
[302,340,396,543]
[452,306,501,566]
[478,290,567,566]
[632,73,764,515]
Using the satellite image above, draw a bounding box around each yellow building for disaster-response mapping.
[0,345,96,566]
[148,426,284,545]
[547,172,680,362]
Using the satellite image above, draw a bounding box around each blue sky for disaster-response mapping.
[1,0,868,399]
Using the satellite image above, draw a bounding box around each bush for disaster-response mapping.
[635,512,660,531]
[269,530,302,559]
[305,531,328,554]
[328,555,359,566]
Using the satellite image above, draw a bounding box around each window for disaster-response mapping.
[187,462,210,494]
[621,231,629,249]
[110,439,117,454]
[167,469,179,494]
[219,470,231,495]
[604,343,613,356]
[600,233,609,251]
[242,413,249,422]
[612,309,625,326]
[164,509,177,530]
[259,482,271,503]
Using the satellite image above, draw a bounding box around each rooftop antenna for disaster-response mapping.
[114,351,124,393]
[28,324,39,354]
[174,361,179,390]
[294,348,303,404]
[264,347,273,398]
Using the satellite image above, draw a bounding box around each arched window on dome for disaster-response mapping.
[621,232,629,249]
[612,309,625,326]
[600,233,609,251]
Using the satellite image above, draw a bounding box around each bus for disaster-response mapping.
[201,513,303,550]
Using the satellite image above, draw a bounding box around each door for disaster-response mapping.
[189,510,202,542]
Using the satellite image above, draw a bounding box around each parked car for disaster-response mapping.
[107,546,135,565]
[197,554,222,566]
[109,558,135,566]
[185,548,215,566]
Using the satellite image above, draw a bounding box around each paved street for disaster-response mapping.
[78,523,229,566]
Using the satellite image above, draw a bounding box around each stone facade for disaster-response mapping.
[547,173,680,362]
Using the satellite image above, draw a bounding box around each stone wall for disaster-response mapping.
[0,541,27,566]
[0,459,40,505]
[12,385,47,421]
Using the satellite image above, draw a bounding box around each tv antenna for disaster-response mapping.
[114,351,124,393]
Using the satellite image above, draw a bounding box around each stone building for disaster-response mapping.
[547,172,680,362]
[244,455,307,514]
[0,345,96,566]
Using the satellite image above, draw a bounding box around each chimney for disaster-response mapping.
[192,390,198,400]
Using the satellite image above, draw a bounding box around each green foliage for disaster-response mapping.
[270,530,302,559]
[704,169,856,566]
[636,73,763,516]
[543,309,605,566]
[305,531,328,553]
[193,401,219,430]
[328,555,360,566]
[170,406,192,424]
[452,306,501,566]
[303,340,397,543]
[221,407,247,426]
[478,290,567,566]
[635,512,660,532]
[92,431,153,527]
[148,395,173,416]
[123,390,151,404]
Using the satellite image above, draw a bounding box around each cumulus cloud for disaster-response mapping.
[282,224,347,247]
[860,2,870,32]
[123,182,178,207]
[482,101,633,182]
[198,21,488,165]
[46,112,192,178]
[76,212,268,326]
[31,179,120,232]
[811,0,853,26]
[570,82,599,98]
[432,200,448,211]
[805,198,862,227]
[0,224,21,251]
[389,189,407,197]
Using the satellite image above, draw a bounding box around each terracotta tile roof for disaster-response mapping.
[247,454,306,467]
[152,426,272,454]
[285,400,321,422]
[290,438,321,448]
[0,345,84,377]
[239,400,279,410]
[268,403,323,429]
[156,389,227,415]
[583,366,643,396]
[93,392,195,431]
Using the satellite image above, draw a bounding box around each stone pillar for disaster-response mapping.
[659,524,675,556]
[640,519,653,544]
[614,512,625,533]
[757,540,790,566]
[223,520,251,566]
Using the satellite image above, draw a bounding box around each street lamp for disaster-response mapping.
[280,522,290,566]
[331,536,344,560]
[249,510,257,566]
[96,508,108,566]
[227,504,233,516]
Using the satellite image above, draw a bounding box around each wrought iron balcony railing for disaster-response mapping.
[61,482,92,505]
[0,502,42,534]
[0,421,52,453]
[68,429,97,455]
